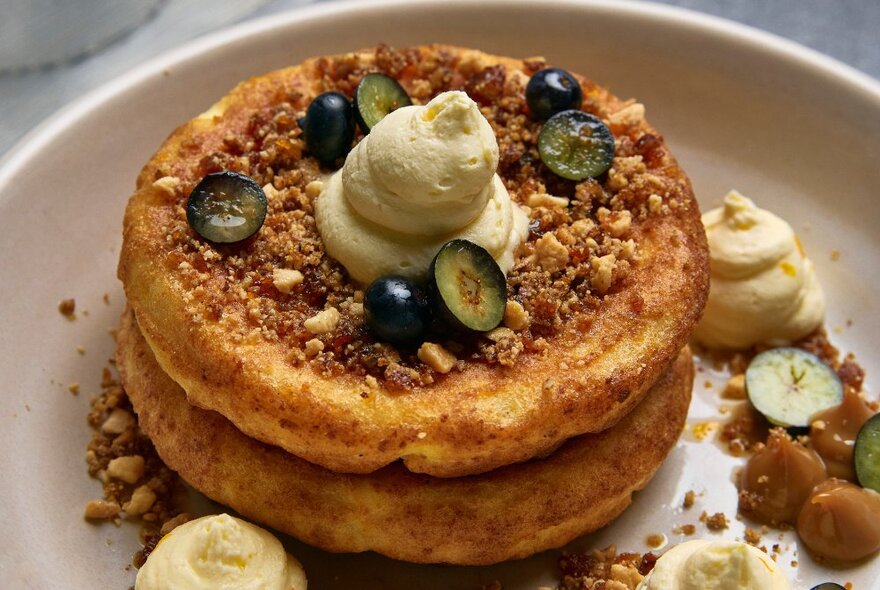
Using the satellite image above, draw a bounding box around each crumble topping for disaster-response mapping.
[147,44,688,388]
[556,545,656,590]
[58,298,76,319]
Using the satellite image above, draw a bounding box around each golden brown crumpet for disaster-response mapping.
[119,45,708,477]
[117,309,694,565]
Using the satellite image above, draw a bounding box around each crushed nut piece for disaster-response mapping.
[503,300,530,331]
[527,192,569,208]
[84,499,120,520]
[590,254,617,294]
[68,383,80,395]
[722,374,746,399]
[304,307,340,334]
[683,490,696,509]
[106,455,145,484]
[304,338,325,358]
[417,342,457,374]
[304,180,324,199]
[272,268,304,293]
[101,408,134,435]
[534,233,569,272]
[123,485,157,516]
[151,176,181,195]
[700,511,730,531]
[607,102,646,126]
[159,513,192,536]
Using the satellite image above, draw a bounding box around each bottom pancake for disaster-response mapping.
[117,309,693,565]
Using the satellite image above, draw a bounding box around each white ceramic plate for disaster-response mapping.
[2,1,879,588]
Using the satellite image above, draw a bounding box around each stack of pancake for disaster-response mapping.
[116,45,708,565]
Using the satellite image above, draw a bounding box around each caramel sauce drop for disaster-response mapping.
[810,389,874,481]
[797,479,880,562]
[739,429,827,524]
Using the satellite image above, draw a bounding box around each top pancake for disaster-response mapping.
[119,44,708,477]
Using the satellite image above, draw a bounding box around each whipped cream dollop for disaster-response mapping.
[693,190,825,349]
[638,540,790,590]
[135,514,307,590]
[315,90,529,284]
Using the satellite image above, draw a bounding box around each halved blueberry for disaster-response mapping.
[353,73,412,134]
[429,240,506,332]
[186,171,267,244]
[364,275,432,346]
[538,110,614,181]
[302,92,355,163]
[526,68,583,120]
[855,413,880,493]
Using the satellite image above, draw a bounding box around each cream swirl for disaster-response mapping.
[315,91,528,284]
[135,514,307,590]
[693,190,824,349]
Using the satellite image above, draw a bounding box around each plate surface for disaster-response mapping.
[1,1,879,588]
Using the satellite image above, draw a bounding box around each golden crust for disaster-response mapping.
[117,309,694,565]
[119,45,708,477]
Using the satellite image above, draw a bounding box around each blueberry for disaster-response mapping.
[186,171,267,243]
[810,585,846,590]
[538,110,615,181]
[429,240,506,332]
[364,276,432,346]
[353,73,412,134]
[302,92,355,163]
[526,68,583,120]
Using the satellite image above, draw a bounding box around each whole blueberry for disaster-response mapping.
[525,68,583,120]
[302,92,355,163]
[364,276,431,346]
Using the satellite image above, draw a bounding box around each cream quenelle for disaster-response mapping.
[315,90,529,284]
[693,190,824,349]
[135,514,307,590]
[638,540,790,590]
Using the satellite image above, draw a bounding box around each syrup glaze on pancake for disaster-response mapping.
[119,45,708,477]
[117,309,694,565]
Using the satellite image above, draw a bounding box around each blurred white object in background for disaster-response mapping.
[0,0,163,72]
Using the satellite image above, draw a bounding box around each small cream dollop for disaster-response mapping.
[638,539,790,590]
[315,90,529,284]
[693,190,824,349]
[135,514,307,590]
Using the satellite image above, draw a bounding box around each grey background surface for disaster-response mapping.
[0,0,877,159]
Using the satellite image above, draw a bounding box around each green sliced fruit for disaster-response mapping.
[429,239,506,332]
[353,73,412,134]
[855,412,880,493]
[745,347,843,428]
[537,109,614,181]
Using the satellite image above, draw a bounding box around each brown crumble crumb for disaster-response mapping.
[58,298,76,319]
[744,527,762,545]
[68,383,80,395]
[682,490,696,509]
[722,373,746,400]
[830,250,841,261]
[645,533,665,549]
[703,380,713,389]
[790,560,798,567]
[700,510,729,531]
[673,524,696,536]
[557,545,652,590]
[76,345,86,355]
[102,293,110,305]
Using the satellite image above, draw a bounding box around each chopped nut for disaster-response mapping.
[84,499,120,520]
[68,383,80,395]
[590,254,617,294]
[486,327,515,342]
[348,302,364,316]
[503,300,530,331]
[272,268,304,293]
[365,375,379,389]
[101,408,134,435]
[722,374,747,400]
[610,562,644,589]
[303,307,340,334]
[151,176,181,195]
[417,342,457,374]
[106,455,145,484]
[607,102,646,126]
[534,233,569,272]
[526,192,569,208]
[647,193,663,213]
[570,218,596,238]
[123,485,157,516]
[700,510,729,531]
[304,338,325,358]
[598,208,632,238]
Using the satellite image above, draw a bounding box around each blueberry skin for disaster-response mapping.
[810,585,846,590]
[526,68,583,120]
[364,276,432,346]
[302,92,355,163]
